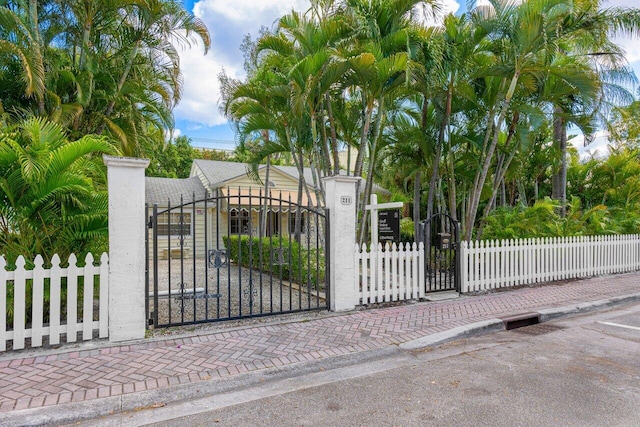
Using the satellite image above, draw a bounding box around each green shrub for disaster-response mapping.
[223,235,326,289]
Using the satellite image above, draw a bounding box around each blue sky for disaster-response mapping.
[175,0,640,150]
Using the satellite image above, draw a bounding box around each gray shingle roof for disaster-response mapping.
[191,159,253,188]
[192,160,321,189]
[190,159,389,195]
[145,176,207,205]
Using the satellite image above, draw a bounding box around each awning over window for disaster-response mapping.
[219,187,318,211]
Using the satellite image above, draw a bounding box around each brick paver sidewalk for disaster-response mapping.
[0,273,638,413]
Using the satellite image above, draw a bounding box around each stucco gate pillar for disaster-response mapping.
[322,176,361,312]
[103,156,150,342]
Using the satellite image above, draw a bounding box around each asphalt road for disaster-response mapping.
[84,302,640,427]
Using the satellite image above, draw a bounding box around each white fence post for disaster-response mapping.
[323,176,360,311]
[104,156,150,342]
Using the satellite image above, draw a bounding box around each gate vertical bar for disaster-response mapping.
[204,192,209,320]
[192,192,197,322]
[325,208,330,310]
[179,196,185,324]
[455,220,461,292]
[145,203,149,326]
[248,188,254,316]
[167,199,172,325]
[258,188,264,315]
[152,204,159,327]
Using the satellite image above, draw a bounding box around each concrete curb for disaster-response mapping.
[538,292,640,322]
[399,319,505,351]
[401,292,640,352]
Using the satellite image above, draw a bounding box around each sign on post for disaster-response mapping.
[378,209,400,243]
[366,194,403,247]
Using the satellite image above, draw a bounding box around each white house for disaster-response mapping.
[146,160,372,258]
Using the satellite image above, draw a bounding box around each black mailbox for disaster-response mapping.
[434,232,451,250]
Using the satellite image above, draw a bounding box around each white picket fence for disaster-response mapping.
[461,235,640,292]
[355,242,425,304]
[355,235,640,304]
[0,253,109,351]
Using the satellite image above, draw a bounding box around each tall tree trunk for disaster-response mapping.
[413,168,422,241]
[99,41,141,131]
[316,108,332,177]
[28,0,45,115]
[475,112,519,240]
[427,83,452,225]
[358,97,385,244]
[260,131,271,237]
[447,154,457,221]
[414,96,430,241]
[353,98,373,178]
[551,105,567,217]
[464,72,520,241]
[325,94,340,175]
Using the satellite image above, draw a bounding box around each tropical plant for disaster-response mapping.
[0,117,116,265]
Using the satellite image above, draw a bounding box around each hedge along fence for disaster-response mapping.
[222,235,326,290]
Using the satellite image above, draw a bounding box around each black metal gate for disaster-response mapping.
[145,188,329,328]
[420,213,461,292]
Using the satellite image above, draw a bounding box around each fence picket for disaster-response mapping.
[392,243,400,301]
[418,242,425,298]
[375,243,383,304]
[13,257,26,350]
[50,255,62,345]
[383,246,391,302]
[411,243,418,298]
[66,254,78,343]
[83,253,95,340]
[0,257,6,352]
[479,240,486,290]
[99,253,109,338]
[31,255,45,347]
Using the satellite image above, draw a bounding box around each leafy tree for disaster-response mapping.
[608,99,640,146]
[145,135,200,178]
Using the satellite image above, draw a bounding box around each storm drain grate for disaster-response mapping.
[511,323,566,336]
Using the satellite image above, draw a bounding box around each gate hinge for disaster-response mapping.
[147,217,153,229]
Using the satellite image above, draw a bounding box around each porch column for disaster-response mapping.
[322,176,361,311]
[103,156,150,342]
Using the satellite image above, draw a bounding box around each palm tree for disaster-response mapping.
[0,0,211,156]
[0,117,116,262]
[0,2,46,115]
[547,0,640,215]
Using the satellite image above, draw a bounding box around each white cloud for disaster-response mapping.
[174,0,311,128]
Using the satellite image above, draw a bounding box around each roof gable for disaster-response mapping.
[224,165,302,190]
[191,159,316,189]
